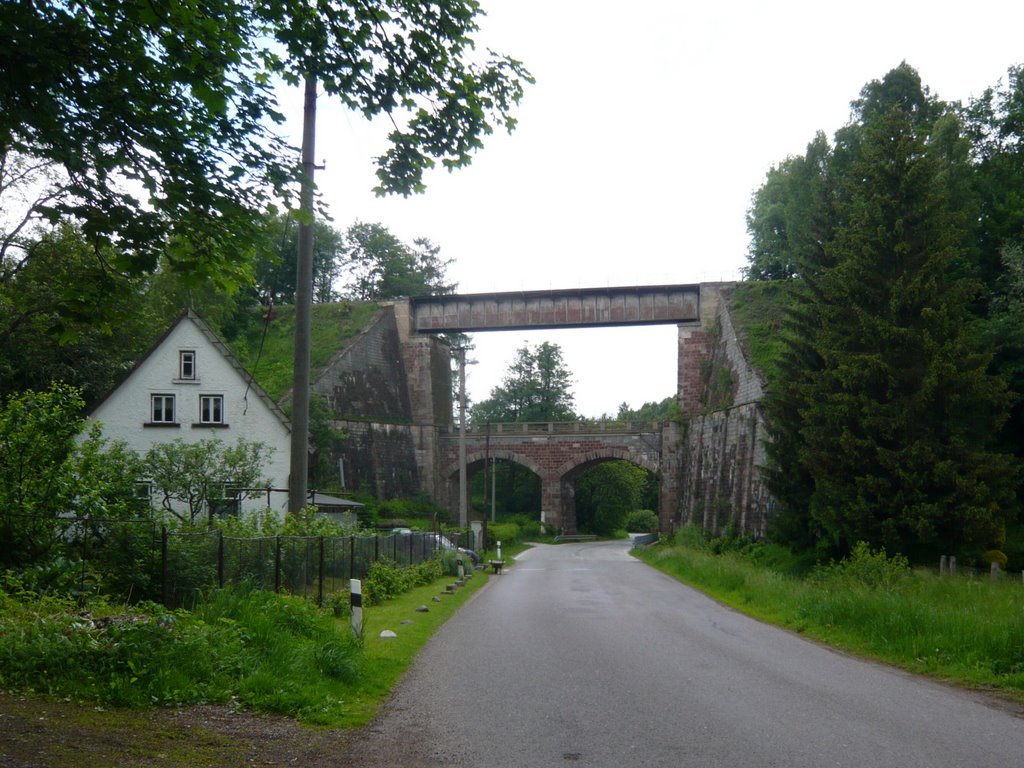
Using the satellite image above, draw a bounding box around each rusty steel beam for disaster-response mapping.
[412,284,700,333]
[410,284,700,333]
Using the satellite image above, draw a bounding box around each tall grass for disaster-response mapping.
[636,539,1024,696]
[0,576,361,723]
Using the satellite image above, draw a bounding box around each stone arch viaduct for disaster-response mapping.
[399,284,710,534]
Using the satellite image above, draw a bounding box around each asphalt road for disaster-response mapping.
[340,540,1024,767]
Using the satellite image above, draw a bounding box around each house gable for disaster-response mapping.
[88,310,293,513]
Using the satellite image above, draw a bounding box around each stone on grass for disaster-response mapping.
[415,605,429,613]
[380,629,397,639]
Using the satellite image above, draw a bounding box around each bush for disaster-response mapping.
[486,522,520,549]
[982,549,1009,569]
[811,541,910,591]
[624,509,659,533]
[362,556,445,606]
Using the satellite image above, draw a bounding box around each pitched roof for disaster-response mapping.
[87,309,290,432]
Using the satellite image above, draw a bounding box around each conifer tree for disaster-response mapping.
[766,64,1017,560]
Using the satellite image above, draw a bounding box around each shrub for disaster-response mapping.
[486,522,520,548]
[982,549,1009,569]
[363,556,445,606]
[624,509,659,533]
[811,541,910,591]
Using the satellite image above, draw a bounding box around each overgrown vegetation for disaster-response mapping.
[638,529,1024,695]
[0,576,362,724]
[742,63,1024,565]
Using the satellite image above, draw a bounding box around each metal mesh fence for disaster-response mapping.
[3,513,481,608]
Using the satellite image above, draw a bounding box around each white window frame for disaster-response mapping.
[151,394,176,424]
[179,350,196,380]
[199,394,224,425]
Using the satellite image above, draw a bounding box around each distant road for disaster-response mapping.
[340,540,1024,767]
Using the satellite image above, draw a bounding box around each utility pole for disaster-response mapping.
[289,74,317,514]
[456,345,468,528]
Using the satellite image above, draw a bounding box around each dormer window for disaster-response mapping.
[179,350,196,380]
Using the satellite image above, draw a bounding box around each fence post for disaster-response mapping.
[939,555,948,576]
[274,535,281,592]
[350,579,363,638]
[161,525,169,605]
[217,531,224,588]
[950,556,957,576]
[318,536,325,607]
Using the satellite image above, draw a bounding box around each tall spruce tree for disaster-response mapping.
[765,64,1017,560]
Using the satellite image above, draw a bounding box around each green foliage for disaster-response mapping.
[753,63,1018,561]
[574,461,651,536]
[810,542,911,592]
[616,396,679,423]
[637,541,1024,694]
[0,576,362,720]
[982,549,1009,569]
[230,302,381,403]
[1,0,531,284]
[0,222,160,403]
[485,522,521,549]
[340,222,456,300]
[624,509,659,533]
[145,437,273,525]
[471,341,576,424]
[0,384,87,566]
[363,557,444,606]
[254,214,345,305]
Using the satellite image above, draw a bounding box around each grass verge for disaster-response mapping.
[635,540,1024,700]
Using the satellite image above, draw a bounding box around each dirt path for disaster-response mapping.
[0,692,359,768]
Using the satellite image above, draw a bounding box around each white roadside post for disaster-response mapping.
[457,556,465,581]
[497,540,502,561]
[350,578,363,638]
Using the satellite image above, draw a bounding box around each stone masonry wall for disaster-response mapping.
[676,285,774,537]
[334,420,421,500]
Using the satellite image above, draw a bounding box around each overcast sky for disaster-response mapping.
[282,0,1024,417]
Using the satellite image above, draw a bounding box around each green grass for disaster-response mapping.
[231,302,382,402]
[636,542,1024,698]
[728,280,794,387]
[338,568,489,726]
[0,566,489,728]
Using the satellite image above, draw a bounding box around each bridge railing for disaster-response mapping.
[440,421,663,436]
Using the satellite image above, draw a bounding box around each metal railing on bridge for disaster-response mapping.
[440,420,663,437]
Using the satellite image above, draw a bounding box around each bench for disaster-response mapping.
[488,560,505,574]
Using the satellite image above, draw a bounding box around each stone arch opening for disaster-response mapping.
[441,448,544,523]
[557,454,660,536]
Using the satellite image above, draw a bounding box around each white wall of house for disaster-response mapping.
[88,314,292,518]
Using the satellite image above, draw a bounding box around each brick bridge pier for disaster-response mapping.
[396,283,721,534]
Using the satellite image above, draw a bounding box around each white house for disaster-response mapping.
[88,309,293,518]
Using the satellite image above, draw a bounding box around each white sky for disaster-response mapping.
[281,0,1024,417]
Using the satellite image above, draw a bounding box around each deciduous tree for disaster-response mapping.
[1,0,531,284]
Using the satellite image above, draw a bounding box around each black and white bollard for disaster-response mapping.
[457,556,465,581]
[350,578,363,638]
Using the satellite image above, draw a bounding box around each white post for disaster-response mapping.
[497,540,502,561]
[457,557,465,581]
[350,578,363,638]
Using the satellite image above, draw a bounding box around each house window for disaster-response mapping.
[210,484,242,519]
[199,395,224,425]
[151,394,176,424]
[179,350,196,380]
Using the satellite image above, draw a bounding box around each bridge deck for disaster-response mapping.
[411,284,699,333]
